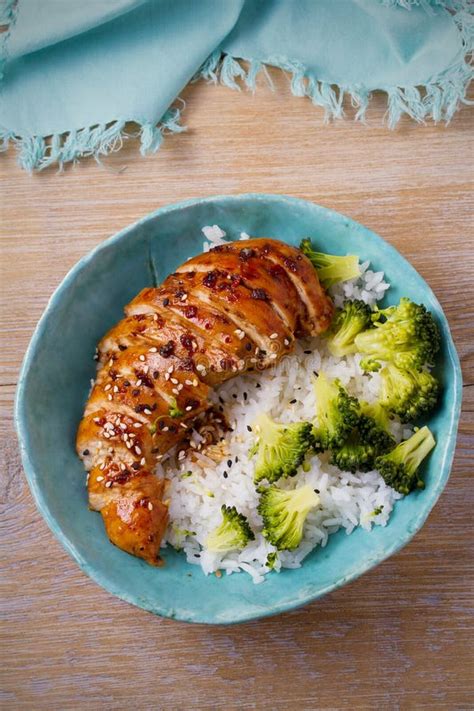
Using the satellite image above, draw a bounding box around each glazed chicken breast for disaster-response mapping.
[76,238,334,565]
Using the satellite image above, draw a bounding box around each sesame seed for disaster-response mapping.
[140,457,146,465]
[270,333,278,339]
[227,460,232,468]
[223,471,228,478]
[120,463,126,470]
[105,480,112,488]
[290,398,297,404]
[126,441,132,449]
[284,339,290,346]
[177,384,183,391]
[143,408,151,415]
[107,394,113,401]
[135,446,142,455]
[119,423,127,430]
[108,359,114,367]
[100,462,106,470]
[167,366,174,374]
[139,355,145,362]
[185,379,193,385]
[190,441,197,449]
[104,384,111,391]
[196,364,205,372]
[148,502,154,510]
[247,425,252,432]
[136,379,142,387]
[133,422,142,428]
[170,377,179,384]
[180,423,187,429]
[153,313,158,321]
[178,451,186,460]
[96,476,104,482]
[162,426,169,432]
[149,347,157,353]
[165,373,170,381]
[185,406,192,411]
[113,385,119,393]
[172,388,179,395]
[193,379,199,387]
[129,433,136,439]
[304,350,312,355]
[181,293,187,301]
[269,353,278,360]
[93,418,100,423]
[143,365,149,374]
[238,360,245,370]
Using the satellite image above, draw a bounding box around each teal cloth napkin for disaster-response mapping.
[0,0,472,171]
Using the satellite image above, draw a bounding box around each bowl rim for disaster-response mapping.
[15,193,463,624]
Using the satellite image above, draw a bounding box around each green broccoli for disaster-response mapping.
[266,551,279,570]
[250,413,315,484]
[258,484,320,551]
[327,300,373,357]
[379,362,439,422]
[330,401,395,474]
[355,297,440,371]
[313,372,360,451]
[206,505,255,553]
[168,397,184,418]
[300,238,361,288]
[375,426,436,494]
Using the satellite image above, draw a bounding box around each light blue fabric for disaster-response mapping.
[0,0,472,171]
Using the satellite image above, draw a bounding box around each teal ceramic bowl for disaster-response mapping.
[16,195,462,624]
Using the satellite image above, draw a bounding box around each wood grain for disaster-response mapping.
[1,70,473,710]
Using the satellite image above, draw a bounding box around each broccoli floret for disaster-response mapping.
[206,505,255,553]
[375,426,436,494]
[330,400,395,473]
[327,300,373,357]
[379,362,439,423]
[266,552,279,570]
[258,484,320,551]
[358,400,396,452]
[250,413,315,484]
[313,372,359,450]
[355,297,440,371]
[300,238,360,288]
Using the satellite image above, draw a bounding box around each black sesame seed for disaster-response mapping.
[223,471,228,478]
[313,371,318,377]
[219,396,224,404]
[194,553,201,558]
[218,405,224,412]
[247,425,252,432]
[290,399,297,404]
[256,383,261,389]
[245,342,252,351]
[243,392,248,401]
[118,344,127,351]
[304,350,312,355]
[232,393,237,399]
[132,462,141,470]
[163,298,169,306]
[314,489,320,493]
[227,460,232,468]
[235,456,239,463]
[82,449,90,456]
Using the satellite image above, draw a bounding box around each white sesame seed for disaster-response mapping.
[96,476,104,482]
[178,451,186,460]
[136,379,142,387]
[139,355,145,362]
[122,434,128,442]
[162,426,169,432]
[164,373,170,381]
[126,441,132,449]
[238,360,245,369]
[108,359,114,367]
[135,446,142,455]
[250,358,257,364]
[140,457,146,466]
[284,338,290,346]
[107,394,113,401]
[133,423,142,428]
[104,384,111,391]
[144,408,152,415]
[185,406,192,411]
[153,314,158,321]
[193,379,199,387]
[196,364,205,372]
[255,347,260,355]
[172,388,179,395]
[170,377,178,384]
[190,441,197,449]
[149,347,157,353]
[167,366,174,373]
[177,384,183,391]
[180,423,187,429]
[185,379,193,385]
[270,333,278,339]
[148,502,153,510]
[93,417,100,423]
[181,293,187,301]
[120,463,126,470]
[143,365,149,374]
[113,385,119,393]
[105,480,112,488]
[119,423,127,430]
[270,353,278,360]
[103,432,110,439]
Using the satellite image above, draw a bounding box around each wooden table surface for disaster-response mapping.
[1,71,473,710]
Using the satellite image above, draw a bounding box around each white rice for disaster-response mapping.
[159,226,405,583]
